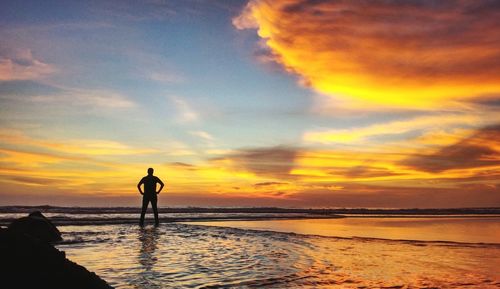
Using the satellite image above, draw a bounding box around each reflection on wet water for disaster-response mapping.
[136,227,161,288]
[189,217,500,244]
[58,223,500,289]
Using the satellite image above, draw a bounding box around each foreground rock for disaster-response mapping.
[0,212,114,289]
[8,211,62,242]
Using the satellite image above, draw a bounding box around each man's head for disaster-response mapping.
[147,168,154,175]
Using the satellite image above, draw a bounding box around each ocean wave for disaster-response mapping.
[0,213,340,227]
[1,205,499,215]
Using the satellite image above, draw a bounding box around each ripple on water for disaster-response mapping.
[57,223,500,289]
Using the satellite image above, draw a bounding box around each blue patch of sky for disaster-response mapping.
[1,0,372,152]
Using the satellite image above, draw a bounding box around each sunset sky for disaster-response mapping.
[1,0,499,207]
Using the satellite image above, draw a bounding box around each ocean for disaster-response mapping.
[1,207,499,288]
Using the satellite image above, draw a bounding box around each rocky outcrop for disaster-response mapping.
[8,211,62,242]
[0,212,114,289]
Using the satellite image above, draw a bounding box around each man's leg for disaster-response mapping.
[140,197,149,226]
[151,196,159,226]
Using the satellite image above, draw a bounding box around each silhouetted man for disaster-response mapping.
[138,168,164,226]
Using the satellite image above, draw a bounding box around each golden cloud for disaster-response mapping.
[234,0,500,108]
[211,146,299,179]
[303,113,491,145]
[401,125,500,172]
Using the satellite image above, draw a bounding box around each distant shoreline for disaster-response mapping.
[2,214,500,227]
[1,205,500,227]
[1,205,499,215]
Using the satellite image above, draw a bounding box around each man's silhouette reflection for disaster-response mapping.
[139,226,159,270]
[138,168,164,226]
[137,226,161,288]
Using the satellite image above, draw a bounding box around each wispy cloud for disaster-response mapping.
[212,146,300,179]
[5,176,70,186]
[168,95,199,123]
[149,71,183,83]
[90,0,177,22]
[190,130,215,147]
[122,49,185,84]
[283,182,500,208]
[0,49,56,81]
[190,130,214,141]
[303,113,496,145]
[401,125,500,173]
[1,85,136,110]
[0,130,167,194]
[162,140,196,156]
[0,129,158,157]
[36,88,136,109]
[254,181,288,187]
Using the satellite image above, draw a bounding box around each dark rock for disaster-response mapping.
[8,211,62,242]
[0,227,114,289]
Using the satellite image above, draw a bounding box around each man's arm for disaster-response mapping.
[156,177,164,194]
[137,178,144,195]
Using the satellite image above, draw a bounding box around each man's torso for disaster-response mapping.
[142,175,159,196]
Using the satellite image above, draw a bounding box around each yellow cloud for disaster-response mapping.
[303,114,484,144]
[0,129,158,156]
[234,0,500,108]
[1,126,498,206]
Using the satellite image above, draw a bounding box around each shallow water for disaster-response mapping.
[0,212,322,226]
[58,222,500,289]
[187,217,500,244]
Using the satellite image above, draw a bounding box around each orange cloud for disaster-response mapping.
[234,0,500,108]
[211,146,299,179]
[0,130,176,195]
[402,125,500,172]
[284,182,500,208]
[303,113,485,145]
[1,126,498,207]
[0,129,157,156]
